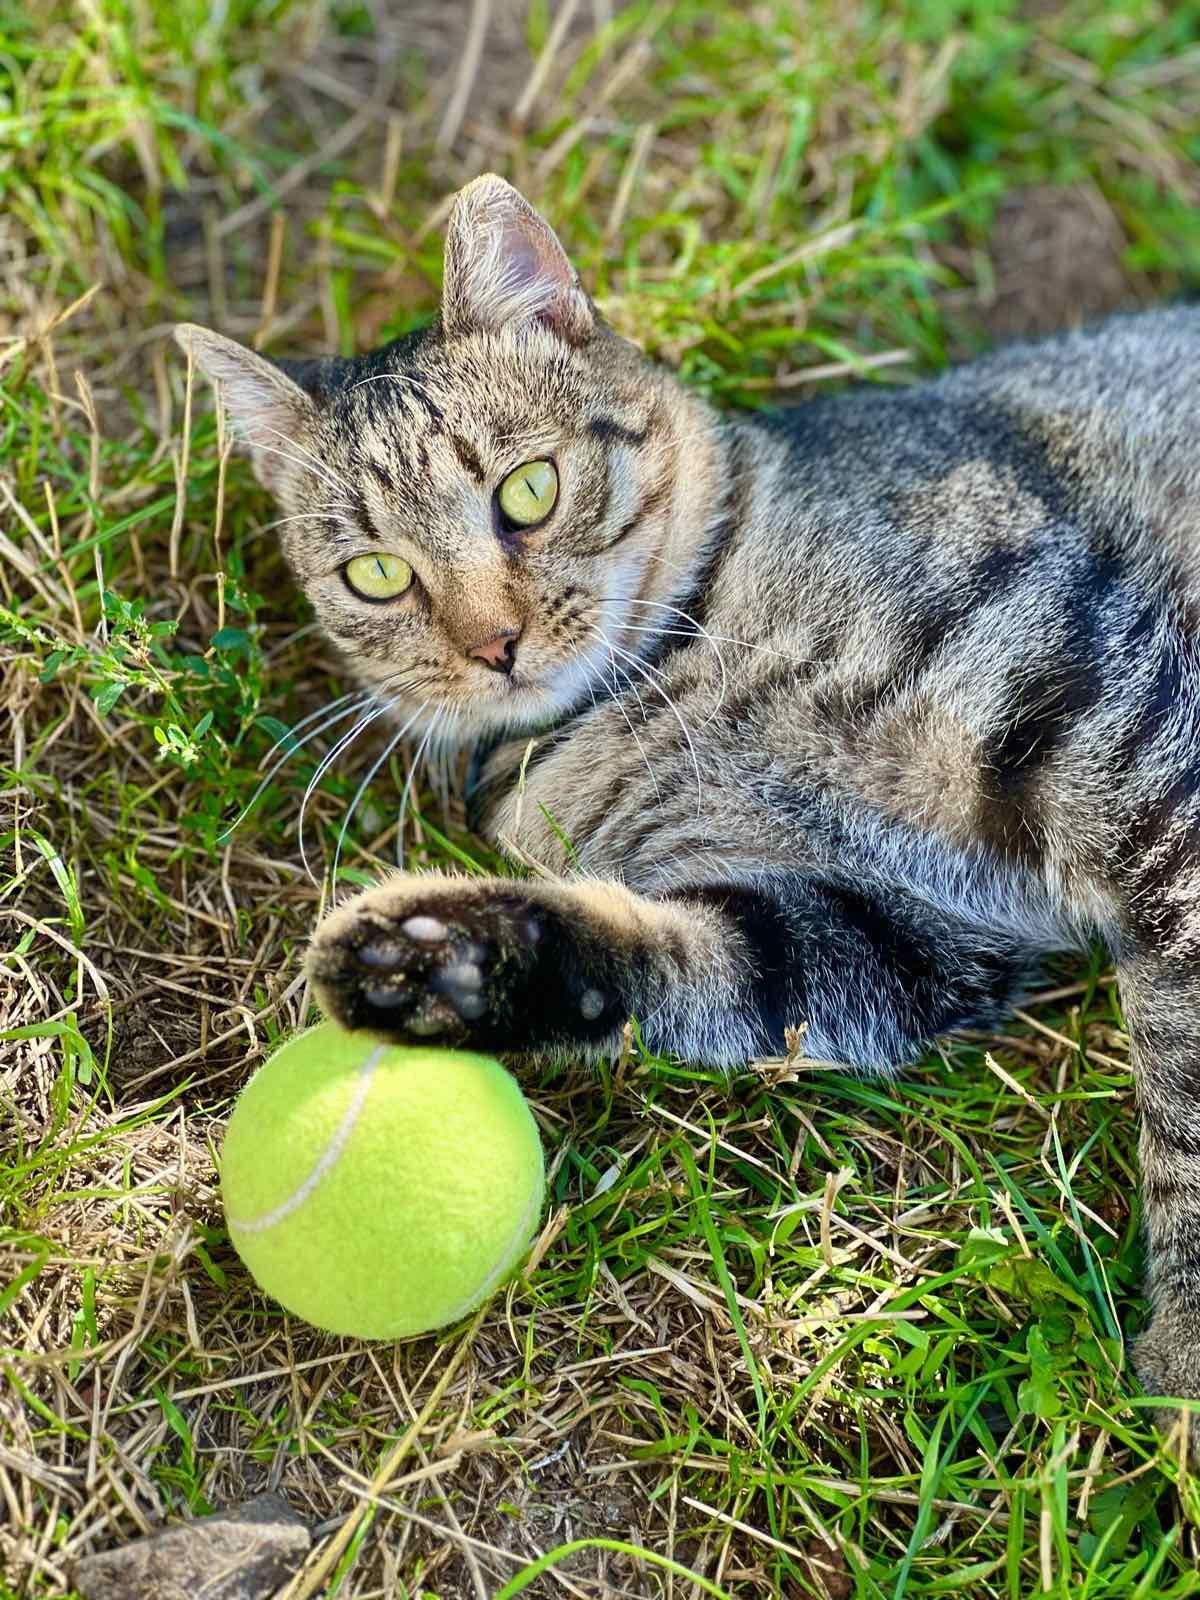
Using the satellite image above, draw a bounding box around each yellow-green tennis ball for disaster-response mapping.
[221,1021,544,1339]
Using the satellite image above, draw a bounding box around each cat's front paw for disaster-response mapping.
[308,879,549,1048]
[1133,1310,1200,1452]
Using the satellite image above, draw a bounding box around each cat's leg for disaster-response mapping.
[307,871,1032,1068]
[1119,953,1200,1442]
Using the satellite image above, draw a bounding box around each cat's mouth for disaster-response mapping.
[452,629,615,734]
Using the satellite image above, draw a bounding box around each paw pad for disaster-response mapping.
[363,982,411,1011]
[313,889,552,1046]
[430,960,487,1021]
[579,988,606,1020]
[354,938,410,971]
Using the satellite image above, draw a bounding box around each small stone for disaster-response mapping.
[72,1491,311,1600]
[402,915,449,944]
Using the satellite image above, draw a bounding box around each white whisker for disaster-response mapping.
[601,595,728,727]
[602,650,661,800]
[246,423,355,496]
[607,650,652,724]
[330,698,433,894]
[254,511,350,535]
[427,724,459,824]
[244,437,354,500]
[608,597,813,668]
[396,711,443,870]
[351,372,437,399]
[298,701,393,884]
[590,630,703,818]
[219,691,372,842]
[616,620,812,668]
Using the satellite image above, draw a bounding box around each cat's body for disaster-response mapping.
[178,177,1200,1430]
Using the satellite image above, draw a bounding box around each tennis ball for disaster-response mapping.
[221,1021,544,1338]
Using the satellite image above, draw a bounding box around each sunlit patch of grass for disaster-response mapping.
[4,0,1200,1595]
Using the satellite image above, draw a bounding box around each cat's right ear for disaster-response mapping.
[441,174,593,344]
[173,324,315,494]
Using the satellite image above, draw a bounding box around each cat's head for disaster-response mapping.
[176,176,720,739]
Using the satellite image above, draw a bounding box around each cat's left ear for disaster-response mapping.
[173,324,317,493]
[441,174,593,344]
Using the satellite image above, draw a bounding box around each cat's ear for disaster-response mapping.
[173,324,316,493]
[441,174,593,344]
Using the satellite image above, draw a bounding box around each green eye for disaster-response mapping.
[497,459,558,528]
[344,552,413,600]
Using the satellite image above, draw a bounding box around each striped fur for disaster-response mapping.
[180,175,1200,1435]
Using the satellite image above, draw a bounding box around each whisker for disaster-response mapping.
[590,630,703,819]
[260,689,364,760]
[396,711,443,870]
[351,372,437,399]
[426,721,459,825]
[330,697,433,894]
[601,595,728,727]
[617,621,812,668]
[219,691,373,842]
[254,511,346,535]
[245,423,355,496]
[243,437,355,500]
[298,701,394,884]
[604,648,652,725]
[602,650,661,800]
[606,599,813,667]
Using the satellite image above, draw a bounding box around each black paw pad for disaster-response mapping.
[315,891,550,1046]
[579,988,606,1020]
[430,960,488,1022]
[362,982,412,1011]
[354,938,412,972]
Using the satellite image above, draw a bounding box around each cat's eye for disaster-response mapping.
[497,459,558,529]
[344,552,414,601]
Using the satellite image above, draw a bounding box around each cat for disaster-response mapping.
[177,174,1200,1435]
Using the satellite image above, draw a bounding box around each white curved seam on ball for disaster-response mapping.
[436,1179,543,1324]
[228,1045,384,1234]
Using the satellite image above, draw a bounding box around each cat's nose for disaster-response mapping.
[467,629,521,674]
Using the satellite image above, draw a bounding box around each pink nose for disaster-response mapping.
[467,630,520,675]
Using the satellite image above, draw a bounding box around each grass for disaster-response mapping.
[3,0,1200,1594]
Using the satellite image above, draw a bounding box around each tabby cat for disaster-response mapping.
[178,175,1200,1429]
